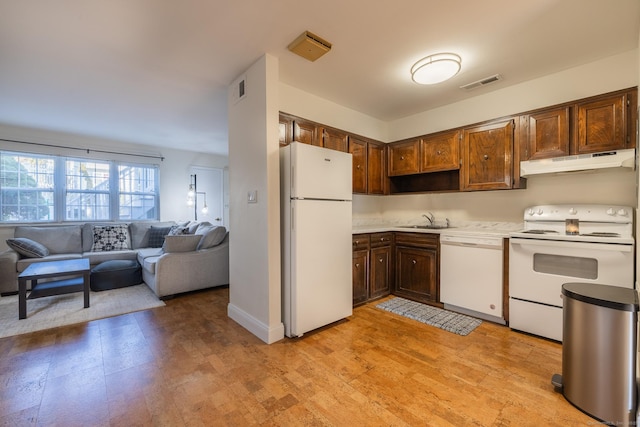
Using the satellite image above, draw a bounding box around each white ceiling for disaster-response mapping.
[0,0,638,156]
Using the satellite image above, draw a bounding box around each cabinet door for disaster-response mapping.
[462,120,514,191]
[367,142,386,194]
[388,139,420,176]
[349,137,368,194]
[420,130,460,172]
[370,246,391,299]
[352,249,369,306]
[394,246,438,303]
[293,119,320,146]
[321,128,348,152]
[575,93,626,154]
[521,107,570,160]
[279,114,293,147]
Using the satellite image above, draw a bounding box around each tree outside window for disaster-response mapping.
[0,153,54,222]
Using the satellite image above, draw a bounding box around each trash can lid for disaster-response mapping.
[562,283,639,312]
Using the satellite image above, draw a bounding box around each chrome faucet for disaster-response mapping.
[422,212,435,225]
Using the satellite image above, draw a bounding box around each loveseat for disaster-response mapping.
[0,221,229,299]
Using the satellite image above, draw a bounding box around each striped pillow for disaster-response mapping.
[6,237,50,258]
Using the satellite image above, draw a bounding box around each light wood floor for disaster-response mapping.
[0,286,593,426]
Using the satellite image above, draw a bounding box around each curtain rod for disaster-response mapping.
[0,138,165,161]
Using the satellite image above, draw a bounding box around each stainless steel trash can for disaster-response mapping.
[560,282,639,426]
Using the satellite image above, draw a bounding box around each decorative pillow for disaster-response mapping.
[6,237,50,258]
[168,225,190,236]
[91,225,131,252]
[147,226,172,248]
[162,235,202,253]
[195,226,227,250]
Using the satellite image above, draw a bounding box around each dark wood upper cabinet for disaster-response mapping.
[574,92,627,154]
[279,114,293,147]
[462,120,514,191]
[520,107,570,160]
[321,127,348,152]
[293,119,320,146]
[388,139,420,176]
[367,142,386,194]
[420,130,460,172]
[349,137,368,194]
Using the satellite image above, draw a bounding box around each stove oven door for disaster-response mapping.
[510,238,634,305]
[509,237,634,341]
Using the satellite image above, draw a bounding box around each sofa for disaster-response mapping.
[0,221,229,299]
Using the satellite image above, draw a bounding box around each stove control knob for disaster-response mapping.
[568,208,577,215]
[527,208,535,216]
[536,208,543,215]
[606,208,616,215]
[617,209,628,217]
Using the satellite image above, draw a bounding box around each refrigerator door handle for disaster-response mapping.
[290,165,295,195]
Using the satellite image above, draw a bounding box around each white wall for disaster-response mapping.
[0,123,228,250]
[227,54,284,344]
[279,83,388,142]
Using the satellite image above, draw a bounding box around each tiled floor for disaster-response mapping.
[0,286,593,426]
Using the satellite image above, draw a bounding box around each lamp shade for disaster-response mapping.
[411,53,461,85]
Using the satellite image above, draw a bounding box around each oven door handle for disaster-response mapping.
[510,238,634,253]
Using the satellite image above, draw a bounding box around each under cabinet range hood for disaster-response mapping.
[520,148,636,177]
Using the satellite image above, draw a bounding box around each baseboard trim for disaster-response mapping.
[227,303,284,344]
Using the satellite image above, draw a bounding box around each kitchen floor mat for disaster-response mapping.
[376,297,482,336]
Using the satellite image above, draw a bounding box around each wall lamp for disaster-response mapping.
[411,53,461,85]
[187,174,208,220]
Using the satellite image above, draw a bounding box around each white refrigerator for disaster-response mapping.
[280,142,353,338]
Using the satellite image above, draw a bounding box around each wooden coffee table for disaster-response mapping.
[18,258,91,319]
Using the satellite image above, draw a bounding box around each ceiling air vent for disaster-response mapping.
[459,74,502,91]
[288,31,332,62]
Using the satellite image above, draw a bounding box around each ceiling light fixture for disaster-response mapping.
[411,53,461,85]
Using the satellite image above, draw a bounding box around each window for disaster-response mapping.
[0,150,159,223]
[65,159,111,221]
[118,164,158,220]
[0,152,55,222]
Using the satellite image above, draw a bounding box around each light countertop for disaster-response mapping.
[352,220,523,238]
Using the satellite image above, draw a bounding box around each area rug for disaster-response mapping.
[0,284,165,339]
[376,297,482,336]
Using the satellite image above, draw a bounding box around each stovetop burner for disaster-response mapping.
[580,232,621,237]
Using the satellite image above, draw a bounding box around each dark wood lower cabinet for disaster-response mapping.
[352,233,392,306]
[394,233,439,304]
[352,235,370,306]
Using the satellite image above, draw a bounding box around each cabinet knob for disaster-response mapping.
[483,154,489,160]
[355,263,360,268]
[380,237,385,241]
[356,164,361,169]
[412,259,417,265]
[400,156,405,160]
[378,258,384,263]
[354,240,358,245]
[437,150,442,155]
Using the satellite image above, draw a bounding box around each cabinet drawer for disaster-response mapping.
[370,232,393,248]
[352,234,371,251]
[395,232,438,248]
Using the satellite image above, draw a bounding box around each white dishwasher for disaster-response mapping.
[439,233,505,324]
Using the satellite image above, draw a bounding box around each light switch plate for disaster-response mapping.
[248,190,257,203]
